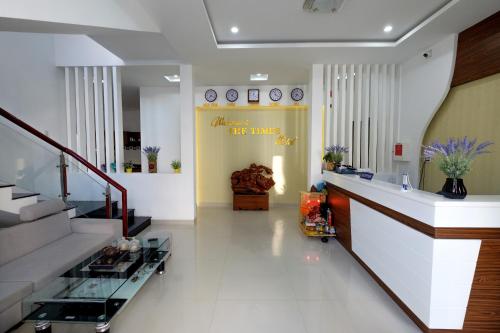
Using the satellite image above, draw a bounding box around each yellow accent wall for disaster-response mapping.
[196,107,308,205]
[422,72,500,194]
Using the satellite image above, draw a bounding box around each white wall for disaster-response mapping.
[113,65,196,221]
[0,0,159,33]
[309,64,324,187]
[140,87,181,173]
[54,35,124,67]
[0,32,65,196]
[0,32,65,142]
[399,35,457,184]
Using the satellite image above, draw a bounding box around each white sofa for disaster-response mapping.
[0,201,122,332]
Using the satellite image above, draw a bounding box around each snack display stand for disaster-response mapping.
[298,191,336,243]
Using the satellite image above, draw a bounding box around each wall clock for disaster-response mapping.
[291,88,304,102]
[248,89,260,103]
[226,89,239,102]
[205,89,217,103]
[269,88,282,102]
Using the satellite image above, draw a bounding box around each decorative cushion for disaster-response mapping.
[19,199,66,222]
[0,210,20,228]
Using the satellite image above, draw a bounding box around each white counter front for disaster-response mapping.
[323,171,500,331]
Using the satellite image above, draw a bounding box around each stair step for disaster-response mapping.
[0,184,15,188]
[127,216,151,237]
[12,192,39,200]
[115,208,135,221]
[68,200,118,218]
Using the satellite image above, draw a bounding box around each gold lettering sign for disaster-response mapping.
[211,116,249,127]
[275,135,297,146]
[211,116,297,146]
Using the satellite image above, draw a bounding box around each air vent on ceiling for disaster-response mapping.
[303,0,345,13]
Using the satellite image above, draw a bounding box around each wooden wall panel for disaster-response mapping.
[451,11,500,87]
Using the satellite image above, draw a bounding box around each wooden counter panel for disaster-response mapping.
[463,240,500,332]
[327,184,351,251]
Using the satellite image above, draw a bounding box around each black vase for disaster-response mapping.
[441,178,467,199]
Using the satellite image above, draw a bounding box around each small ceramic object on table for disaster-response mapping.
[117,237,130,251]
[129,237,141,252]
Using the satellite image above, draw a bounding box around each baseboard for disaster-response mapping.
[197,202,297,208]
[151,219,195,225]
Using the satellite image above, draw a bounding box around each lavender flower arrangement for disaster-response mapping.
[423,137,493,179]
[142,146,161,162]
[324,145,349,164]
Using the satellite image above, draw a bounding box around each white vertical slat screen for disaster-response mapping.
[102,67,114,173]
[83,67,93,165]
[354,64,362,168]
[332,65,339,146]
[93,67,104,170]
[64,66,124,173]
[74,68,82,156]
[340,64,347,148]
[347,64,355,165]
[370,64,379,172]
[112,67,124,173]
[327,64,401,173]
[325,64,332,147]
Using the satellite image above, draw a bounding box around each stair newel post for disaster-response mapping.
[58,152,68,203]
[105,184,112,219]
[122,190,128,237]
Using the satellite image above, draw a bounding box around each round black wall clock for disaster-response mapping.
[226,89,239,102]
[205,89,217,102]
[291,88,304,102]
[269,88,282,102]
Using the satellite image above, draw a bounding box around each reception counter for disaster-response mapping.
[324,171,500,332]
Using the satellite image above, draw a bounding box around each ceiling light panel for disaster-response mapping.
[250,73,268,81]
[164,74,180,82]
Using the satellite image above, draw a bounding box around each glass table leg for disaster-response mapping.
[156,261,165,275]
[96,322,111,333]
[34,321,51,333]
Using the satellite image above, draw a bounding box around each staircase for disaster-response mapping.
[68,200,151,236]
[0,107,148,237]
[0,183,151,236]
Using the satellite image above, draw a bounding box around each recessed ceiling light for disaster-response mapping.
[250,73,268,81]
[384,25,393,33]
[164,74,180,82]
[230,26,239,34]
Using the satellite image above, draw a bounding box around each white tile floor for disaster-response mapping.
[15,206,421,333]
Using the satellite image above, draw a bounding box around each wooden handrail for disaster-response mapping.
[0,107,128,236]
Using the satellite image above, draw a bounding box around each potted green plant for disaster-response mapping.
[170,160,181,174]
[123,161,134,173]
[324,145,349,171]
[423,137,493,199]
[142,146,160,173]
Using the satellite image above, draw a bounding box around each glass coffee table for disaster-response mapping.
[22,235,171,332]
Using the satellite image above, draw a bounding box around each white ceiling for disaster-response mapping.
[121,65,180,111]
[1,0,499,85]
[121,65,180,88]
[137,0,500,84]
[205,0,449,43]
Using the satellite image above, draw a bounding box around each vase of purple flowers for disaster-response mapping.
[143,146,161,173]
[423,137,493,199]
[324,145,349,171]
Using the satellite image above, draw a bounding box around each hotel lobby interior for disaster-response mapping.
[0,1,499,332]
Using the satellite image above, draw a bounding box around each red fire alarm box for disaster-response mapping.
[393,143,410,161]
